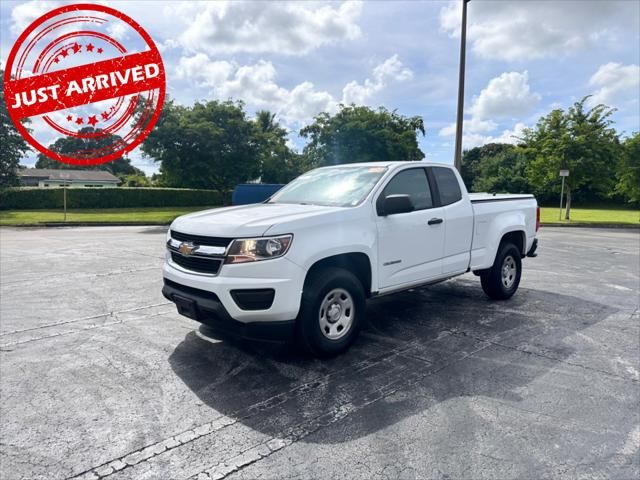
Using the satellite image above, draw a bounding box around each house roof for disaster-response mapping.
[19,169,120,183]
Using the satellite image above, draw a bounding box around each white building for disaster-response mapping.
[18,169,121,188]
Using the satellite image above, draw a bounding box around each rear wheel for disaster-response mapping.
[480,242,522,300]
[297,267,365,357]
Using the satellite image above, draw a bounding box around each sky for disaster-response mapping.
[1,0,639,175]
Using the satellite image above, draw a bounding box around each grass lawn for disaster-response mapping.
[0,207,214,226]
[1,205,638,226]
[540,207,639,225]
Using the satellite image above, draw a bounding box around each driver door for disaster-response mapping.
[375,167,445,290]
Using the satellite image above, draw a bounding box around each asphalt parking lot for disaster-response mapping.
[1,226,638,480]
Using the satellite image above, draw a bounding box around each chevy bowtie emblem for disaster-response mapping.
[178,242,198,256]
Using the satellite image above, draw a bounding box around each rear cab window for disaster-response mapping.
[431,167,462,206]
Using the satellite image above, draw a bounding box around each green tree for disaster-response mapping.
[472,147,531,194]
[36,127,144,178]
[461,143,517,191]
[121,173,151,187]
[255,110,279,135]
[615,132,640,205]
[254,110,305,183]
[523,97,620,219]
[150,172,163,186]
[141,100,260,193]
[1,69,31,187]
[300,104,425,167]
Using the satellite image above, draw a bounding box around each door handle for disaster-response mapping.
[428,217,443,225]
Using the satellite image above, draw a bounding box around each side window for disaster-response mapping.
[379,168,433,211]
[432,167,462,206]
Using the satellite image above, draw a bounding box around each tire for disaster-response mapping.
[297,267,366,357]
[480,242,522,300]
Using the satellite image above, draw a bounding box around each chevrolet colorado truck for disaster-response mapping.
[163,162,539,356]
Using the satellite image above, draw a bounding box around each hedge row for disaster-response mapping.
[0,187,226,210]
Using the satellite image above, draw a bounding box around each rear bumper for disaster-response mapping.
[162,278,295,343]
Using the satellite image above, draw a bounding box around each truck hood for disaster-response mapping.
[171,203,345,238]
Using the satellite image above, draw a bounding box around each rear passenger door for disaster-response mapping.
[375,167,445,290]
[428,166,474,275]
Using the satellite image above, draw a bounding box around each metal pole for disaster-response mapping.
[63,182,67,222]
[454,0,470,171]
[559,176,565,221]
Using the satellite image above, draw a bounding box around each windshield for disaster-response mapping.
[268,166,388,207]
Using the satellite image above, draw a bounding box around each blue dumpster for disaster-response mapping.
[232,184,285,205]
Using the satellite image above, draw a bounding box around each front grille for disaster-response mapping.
[170,252,223,275]
[170,230,233,248]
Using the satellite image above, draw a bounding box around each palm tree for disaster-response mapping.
[255,110,279,134]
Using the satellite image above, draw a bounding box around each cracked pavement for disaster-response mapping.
[0,226,638,480]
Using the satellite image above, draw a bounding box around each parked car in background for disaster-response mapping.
[232,183,284,205]
[163,162,539,356]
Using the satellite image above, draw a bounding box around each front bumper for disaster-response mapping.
[162,278,295,342]
[163,254,305,342]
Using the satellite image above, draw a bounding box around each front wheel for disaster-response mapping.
[297,267,365,357]
[480,242,522,300]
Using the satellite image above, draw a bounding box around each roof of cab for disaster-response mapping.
[318,161,453,169]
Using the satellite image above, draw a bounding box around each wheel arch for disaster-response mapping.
[473,228,526,276]
[500,229,526,256]
[304,252,373,297]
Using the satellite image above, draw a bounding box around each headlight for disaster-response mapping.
[225,235,293,264]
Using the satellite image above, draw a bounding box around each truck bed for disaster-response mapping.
[469,192,534,203]
[468,194,538,271]
[468,193,535,203]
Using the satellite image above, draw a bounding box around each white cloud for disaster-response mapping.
[588,62,640,107]
[489,122,528,145]
[216,61,290,107]
[176,1,362,55]
[176,54,235,87]
[10,0,55,34]
[438,123,456,138]
[453,122,528,150]
[106,20,128,41]
[176,53,412,126]
[438,117,496,138]
[438,69,538,149]
[176,55,335,125]
[439,71,538,149]
[440,0,638,61]
[284,82,337,125]
[342,54,413,104]
[469,71,541,120]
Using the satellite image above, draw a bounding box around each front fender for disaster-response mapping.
[284,226,377,288]
[265,207,378,289]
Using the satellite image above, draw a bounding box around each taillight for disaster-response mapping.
[536,207,540,231]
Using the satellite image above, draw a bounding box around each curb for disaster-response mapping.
[1,222,170,228]
[1,222,638,229]
[45,222,170,227]
[541,223,640,229]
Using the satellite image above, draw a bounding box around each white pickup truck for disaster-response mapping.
[163,162,539,356]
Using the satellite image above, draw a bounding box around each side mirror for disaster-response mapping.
[380,194,414,216]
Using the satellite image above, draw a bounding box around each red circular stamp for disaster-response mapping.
[4,3,165,166]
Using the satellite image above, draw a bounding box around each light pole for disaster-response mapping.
[61,173,69,222]
[454,0,470,171]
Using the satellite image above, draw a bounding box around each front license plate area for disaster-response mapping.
[173,295,198,320]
